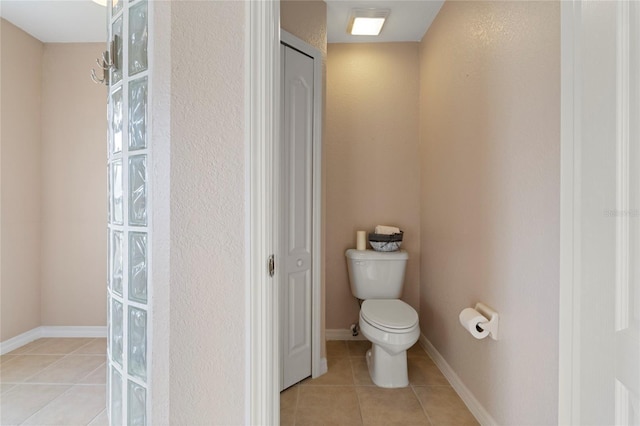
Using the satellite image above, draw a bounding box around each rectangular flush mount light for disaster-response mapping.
[347,8,390,36]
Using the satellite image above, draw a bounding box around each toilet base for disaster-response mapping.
[366,344,409,388]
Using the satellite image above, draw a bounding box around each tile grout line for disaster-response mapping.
[18,382,77,426]
[4,353,70,385]
[86,408,106,426]
[69,338,98,355]
[3,345,105,387]
[75,361,108,385]
[353,380,366,425]
[411,384,436,426]
[292,384,300,426]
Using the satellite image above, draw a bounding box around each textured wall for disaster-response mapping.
[168,1,246,423]
[326,43,421,329]
[40,43,107,328]
[281,0,327,56]
[0,19,43,341]
[418,2,560,424]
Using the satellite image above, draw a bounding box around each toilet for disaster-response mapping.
[345,249,420,388]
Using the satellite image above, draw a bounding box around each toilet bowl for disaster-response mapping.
[358,299,419,388]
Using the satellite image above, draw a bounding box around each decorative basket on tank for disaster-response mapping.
[368,231,403,252]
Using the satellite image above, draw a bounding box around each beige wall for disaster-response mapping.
[326,43,421,329]
[168,1,246,423]
[1,19,44,341]
[0,20,106,342]
[40,43,107,327]
[418,2,560,424]
[281,0,327,56]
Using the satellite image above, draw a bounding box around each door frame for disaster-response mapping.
[279,29,325,387]
[559,1,639,423]
[246,1,280,423]
[246,3,324,424]
[559,1,580,423]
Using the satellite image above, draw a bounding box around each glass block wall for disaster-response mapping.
[107,0,151,424]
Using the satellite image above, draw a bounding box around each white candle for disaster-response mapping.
[356,231,367,250]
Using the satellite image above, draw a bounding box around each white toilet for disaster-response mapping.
[345,249,420,388]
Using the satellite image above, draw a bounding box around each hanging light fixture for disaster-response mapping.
[347,8,390,36]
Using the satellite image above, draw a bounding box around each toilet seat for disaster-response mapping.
[361,299,418,333]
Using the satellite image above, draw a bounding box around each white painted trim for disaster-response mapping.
[279,30,325,381]
[318,357,328,376]
[0,326,107,355]
[559,1,581,424]
[41,326,107,338]
[325,329,367,341]
[614,0,630,333]
[0,328,43,355]
[246,0,280,424]
[419,334,497,426]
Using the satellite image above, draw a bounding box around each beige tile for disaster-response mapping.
[72,339,107,355]
[347,340,371,357]
[27,355,105,384]
[79,363,107,385]
[357,386,431,426]
[0,355,63,383]
[27,338,94,355]
[0,384,70,425]
[413,386,479,426]
[350,357,374,386]
[301,356,353,386]
[280,385,298,426]
[1,383,16,394]
[408,357,450,386]
[296,385,362,425]
[5,339,49,355]
[407,342,429,358]
[0,354,18,365]
[326,340,349,358]
[88,409,109,426]
[22,384,106,425]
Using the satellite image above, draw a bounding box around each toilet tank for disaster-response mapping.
[345,249,409,299]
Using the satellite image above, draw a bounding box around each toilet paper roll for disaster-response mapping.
[459,308,490,339]
[356,231,367,251]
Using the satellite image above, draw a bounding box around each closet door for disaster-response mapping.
[280,43,314,391]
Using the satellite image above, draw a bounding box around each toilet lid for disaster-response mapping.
[361,299,418,330]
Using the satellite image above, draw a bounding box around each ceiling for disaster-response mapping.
[0,1,107,43]
[326,1,444,43]
[0,0,443,44]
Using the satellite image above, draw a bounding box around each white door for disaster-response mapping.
[560,1,640,423]
[280,43,314,391]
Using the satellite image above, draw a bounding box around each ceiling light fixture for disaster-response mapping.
[347,8,390,36]
[92,0,107,7]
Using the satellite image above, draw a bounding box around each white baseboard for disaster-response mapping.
[0,328,43,355]
[41,326,107,338]
[0,326,107,355]
[419,334,497,426]
[325,328,367,340]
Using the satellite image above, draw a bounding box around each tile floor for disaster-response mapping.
[281,340,479,426]
[2,338,477,425]
[0,338,107,426]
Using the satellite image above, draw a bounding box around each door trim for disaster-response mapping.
[280,30,325,381]
[559,1,580,423]
[246,1,280,424]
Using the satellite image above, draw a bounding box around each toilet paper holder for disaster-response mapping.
[473,302,499,340]
[464,302,499,340]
